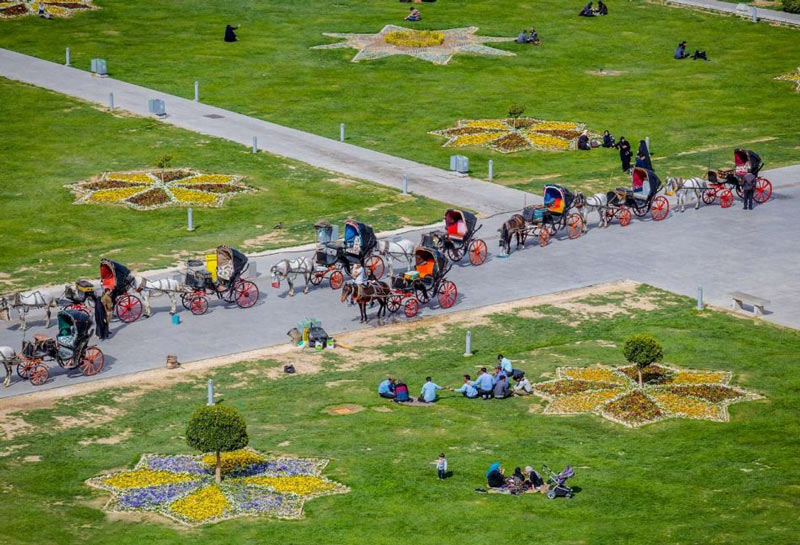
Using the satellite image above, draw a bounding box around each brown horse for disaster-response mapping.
[341,281,391,323]
[498,214,526,255]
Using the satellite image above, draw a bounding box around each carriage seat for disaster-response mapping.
[446,220,467,239]
[33,334,50,344]
[57,334,75,348]
[218,263,234,281]
[614,188,630,201]
[416,260,435,278]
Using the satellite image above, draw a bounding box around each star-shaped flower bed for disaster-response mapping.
[532,364,760,428]
[776,67,800,92]
[67,169,255,210]
[312,25,515,65]
[0,1,95,19]
[86,449,349,525]
[430,118,591,153]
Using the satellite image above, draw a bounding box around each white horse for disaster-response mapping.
[133,276,181,316]
[575,191,610,230]
[377,239,415,276]
[0,290,58,331]
[1,345,16,387]
[270,257,314,296]
[665,176,708,212]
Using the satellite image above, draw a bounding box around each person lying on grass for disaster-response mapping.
[405,7,421,21]
[420,376,443,403]
[378,376,396,399]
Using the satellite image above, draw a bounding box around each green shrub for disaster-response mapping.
[623,334,664,387]
[186,404,248,483]
[783,0,800,14]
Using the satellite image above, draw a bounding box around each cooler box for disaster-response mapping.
[205,254,218,282]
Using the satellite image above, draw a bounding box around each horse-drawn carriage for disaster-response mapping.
[423,209,488,266]
[604,167,669,226]
[14,309,104,386]
[61,280,96,316]
[101,259,143,323]
[181,246,259,315]
[702,149,773,208]
[387,246,457,317]
[310,220,385,289]
[501,185,585,252]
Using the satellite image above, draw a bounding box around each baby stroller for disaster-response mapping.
[542,464,574,499]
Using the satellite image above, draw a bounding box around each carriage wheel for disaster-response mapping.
[415,284,431,304]
[190,296,208,315]
[604,209,615,224]
[29,363,49,386]
[66,304,91,318]
[115,294,142,323]
[539,227,551,247]
[438,281,458,309]
[181,293,192,310]
[445,245,464,262]
[619,208,632,227]
[17,358,39,379]
[365,255,385,280]
[387,295,402,313]
[330,271,344,290]
[735,184,744,199]
[632,204,647,218]
[651,196,669,221]
[404,298,419,318]
[79,346,104,377]
[567,214,583,239]
[234,280,259,309]
[468,240,488,266]
[701,189,717,205]
[720,190,734,209]
[754,177,772,203]
[309,271,324,286]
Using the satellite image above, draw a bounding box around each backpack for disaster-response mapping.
[394,383,410,402]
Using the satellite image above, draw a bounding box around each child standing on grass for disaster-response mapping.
[437,453,448,480]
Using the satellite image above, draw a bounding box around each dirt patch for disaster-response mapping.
[328,177,358,186]
[372,406,392,413]
[54,405,123,430]
[102,30,121,36]
[324,404,364,416]
[517,309,549,320]
[241,231,298,250]
[23,455,40,463]
[0,443,27,457]
[586,70,625,76]
[325,379,358,388]
[278,440,291,447]
[79,428,132,446]
[676,136,777,156]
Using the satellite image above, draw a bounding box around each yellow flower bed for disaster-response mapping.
[651,392,719,419]
[451,131,506,147]
[175,174,236,185]
[244,475,336,496]
[88,187,145,203]
[201,449,264,475]
[463,120,509,130]
[524,132,570,149]
[171,187,218,205]
[103,469,195,489]
[106,172,154,184]
[530,121,580,131]
[170,485,229,522]
[547,389,624,414]
[561,366,622,384]
[670,371,727,385]
[384,30,444,48]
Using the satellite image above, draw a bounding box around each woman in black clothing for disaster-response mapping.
[224,24,239,42]
[618,136,632,172]
[602,130,615,148]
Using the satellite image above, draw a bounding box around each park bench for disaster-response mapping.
[729,291,770,317]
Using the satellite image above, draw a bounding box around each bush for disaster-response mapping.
[623,334,664,387]
[186,404,248,483]
[783,0,800,14]
[508,104,525,128]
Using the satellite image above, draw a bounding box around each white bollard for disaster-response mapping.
[464,331,473,357]
[207,379,215,405]
[402,175,408,195]
[108,92,114,110]
[751,6,758,22]
[252,136,258,153]
[697,286,703,311]
[488,160,494,181]
[194,81,199,102]
[187,207,194,231]
[340,123,345,142]
[65,47,70,66]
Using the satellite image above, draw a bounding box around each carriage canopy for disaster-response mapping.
[57,309,92,343]
[314,219,339,245]
[415,246,447,279]
[543,184,575,215]
[100,259,133,297]
[216,245,248,282]
[445,209,477,240]
[632,167,662,198]
[344,220,377,259]
[734,149,763,176]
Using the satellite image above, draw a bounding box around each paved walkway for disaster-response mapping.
[664,0,800,27]
[0,48,534,216]
[1,164,797,398]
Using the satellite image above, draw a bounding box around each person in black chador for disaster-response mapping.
[224,24,239,43]
[91,291,110,340]
[635,140,653,171]
[617,136,632,172]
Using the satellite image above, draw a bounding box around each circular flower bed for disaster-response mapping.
[533,364,761,428]
[67,169,255,211]
[384,29,444,48]
[0,1,95,19]
[86,448,349,525]
[430,117,593,153]
[776,67,800,92]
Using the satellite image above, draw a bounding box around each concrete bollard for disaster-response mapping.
[402,175,408,195]
[194,81,199,102]
[187,207,194,231]
[108,92,114,110]
[697,286,703,311]
[488,160,494,181]
[65,47,70,66]
[464,330,473,357]
[252,136,258,154]
[340,123,345,142]
[207,379,215,405]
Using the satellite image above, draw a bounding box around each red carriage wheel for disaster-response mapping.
[29,363,49,386]
[701,188,717,205]
[468,239,488,266]
[79,346,104,377]
[754,177,772,203]
[404,298,419,318]
[651,196,670,221]
[387,295,402,313]
[720,190,734,209]
[309,271,324,286]
[330,271,344,290]
[181,293,192,310]
[115,294,142,323]
[619,208,632,227]
[539,227,551,247]
[567,214,583,239]
[438,281,458,309]
[445,246,464,262]
[190,296,208,315]
[234,280,259,309]
[365,255,385,280]
[17,358,38,379]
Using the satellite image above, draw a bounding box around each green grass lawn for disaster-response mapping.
[1,0,798,195]
[1,285,798,544]
[0,78,445,290]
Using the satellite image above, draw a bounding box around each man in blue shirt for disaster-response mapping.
[498,354,514,375]
[378,377,396,399]
[420,376,442,403]
[474,367,494,399]
[455,374,478,399]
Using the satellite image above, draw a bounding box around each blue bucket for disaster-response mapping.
[172,314,181,325]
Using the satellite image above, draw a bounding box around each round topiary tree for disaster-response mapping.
[622,334,664,388]
[186,404,248,484]
[508,104,525,128]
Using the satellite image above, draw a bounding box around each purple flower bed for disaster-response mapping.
[114,481,203,510]
[230,459,320,478]
[144,455,208,475]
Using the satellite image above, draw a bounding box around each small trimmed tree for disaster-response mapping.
[623,334,664,388]
[186,404,248,484]
[508,104,525,128]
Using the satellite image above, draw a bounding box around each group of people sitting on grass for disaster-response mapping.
[579,1,608,17]
[377,355,533,403]
[485,462,548,494]
[515,28,540,45]
[674,41,709,61]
